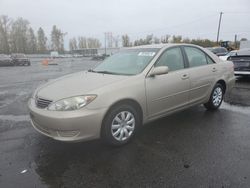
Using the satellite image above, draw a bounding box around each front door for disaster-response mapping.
[145,47,190,118]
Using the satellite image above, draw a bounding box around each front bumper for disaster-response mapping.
[0,60,14,66]
[28,98,107,142]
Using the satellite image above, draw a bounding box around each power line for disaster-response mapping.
[124,14,218,36]
[223,11,250,14]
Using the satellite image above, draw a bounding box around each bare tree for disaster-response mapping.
[9,17,30,53]
[154,37,160,44]
[145,34,153,44]
[77,36,101,49]
[27,28,37,54]
[51,25,65,52]
[161,35,170,43]
[37,27,47,53]
[113,35,119,48]
[69,37,78,51]
[133,34,153,46]
[78,36,87,49]
[0,15,11,54]
[87,38,101,48]
[182,38,191,43]
[172,35,182,43]
[134,38,145,46]
[122,34,130,47]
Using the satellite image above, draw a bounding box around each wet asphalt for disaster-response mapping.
[0,58,250,188]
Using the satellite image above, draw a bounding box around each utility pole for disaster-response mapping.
[216,12,223,44]
[234,34,237,49]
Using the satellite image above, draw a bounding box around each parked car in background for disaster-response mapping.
[228,48,250,76]
[219,50,238,61]
[207,47,228,56]
[11,53,30,66]
[29,44,235,146]
[50,51,59,58]
[73,54,84,58]
[92,54,110,60]
[0,54,14,66]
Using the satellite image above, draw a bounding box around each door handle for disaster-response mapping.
[212,67,217,72]
[181,74,189,80]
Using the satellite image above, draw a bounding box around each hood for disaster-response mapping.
[37,71,129,101]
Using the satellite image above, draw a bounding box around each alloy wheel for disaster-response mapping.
[212,87,223,106]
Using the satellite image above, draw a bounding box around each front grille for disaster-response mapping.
[36,97,53,109]
[57,130,80,137]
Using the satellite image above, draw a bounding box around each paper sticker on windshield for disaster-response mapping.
[138,52,155,57]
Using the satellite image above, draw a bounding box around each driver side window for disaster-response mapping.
[155,47,184,72]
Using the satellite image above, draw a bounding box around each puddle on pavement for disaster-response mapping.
[221,102,250,116]
[0,115,29,122]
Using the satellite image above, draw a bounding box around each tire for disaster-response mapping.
[101,104,140,146]
[204,83,224,110]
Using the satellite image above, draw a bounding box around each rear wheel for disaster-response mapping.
[101,104,139,146]
[204,83,224,110]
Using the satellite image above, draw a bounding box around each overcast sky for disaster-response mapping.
[0,0,250,48]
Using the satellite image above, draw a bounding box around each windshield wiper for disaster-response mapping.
[88,69,134,76]
[88,69,118,75]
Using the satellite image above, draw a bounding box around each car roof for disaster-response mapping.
[125,43,200,49]
[120,43,220,63]
[130,44,172,49]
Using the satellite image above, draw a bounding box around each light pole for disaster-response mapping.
[104,32,107,55]
[216,12,223,44]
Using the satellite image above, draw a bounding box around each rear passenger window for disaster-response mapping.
[184,47,207,67]
[155,47,184,72]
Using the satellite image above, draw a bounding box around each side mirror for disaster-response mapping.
[149,66,169,77]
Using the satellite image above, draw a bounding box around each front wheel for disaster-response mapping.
[204,83,224,110]
[101,104,140,146]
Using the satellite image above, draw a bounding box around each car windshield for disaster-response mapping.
[93,48,159,75]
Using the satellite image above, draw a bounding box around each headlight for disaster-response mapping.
[47,95,96,111]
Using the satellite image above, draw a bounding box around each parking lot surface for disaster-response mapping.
[0,58,250,188]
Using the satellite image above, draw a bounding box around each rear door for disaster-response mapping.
[183,46,217,104]
[145,47,190,118]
